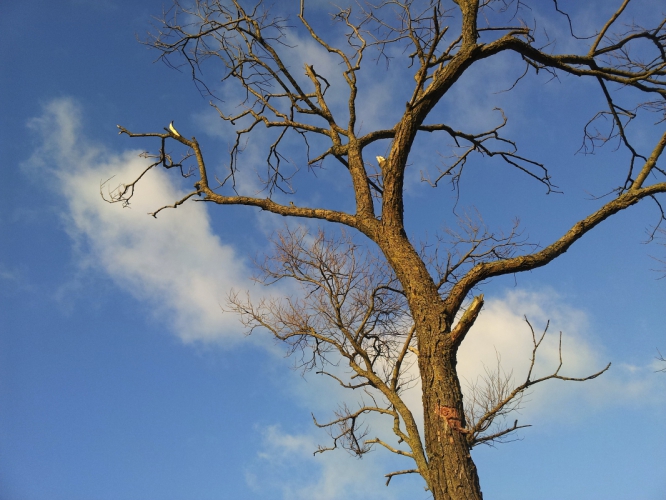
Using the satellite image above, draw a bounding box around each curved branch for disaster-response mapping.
[589,0,631,56]
[384,468,419,487]
[445,171,666,315]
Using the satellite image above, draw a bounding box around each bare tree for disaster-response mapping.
[108,1,666,498]
[227,226,608,482]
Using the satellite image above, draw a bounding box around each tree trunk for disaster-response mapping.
[375,227,483,499]
[418,314,483,500]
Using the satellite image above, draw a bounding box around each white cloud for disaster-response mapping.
[247,424,422,500]
[458,289,665,424]
[23,98,254,343]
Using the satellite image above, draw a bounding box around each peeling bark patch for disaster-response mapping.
[435,404,469,434]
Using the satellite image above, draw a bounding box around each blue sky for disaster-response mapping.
[1,1,665,499]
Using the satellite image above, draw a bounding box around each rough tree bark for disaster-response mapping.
[108,1,666,498]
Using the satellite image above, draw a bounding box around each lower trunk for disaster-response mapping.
[374,227,482,498]
[419,325,483,500]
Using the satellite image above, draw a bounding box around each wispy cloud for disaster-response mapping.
[23,98,254,343]
[246,424,421,500]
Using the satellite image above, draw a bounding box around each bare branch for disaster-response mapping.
[465,318,611,447]
[656,349,666,373]
[364,437,414,458]
[225,227,428,469]
[589,0,631,56]
[313,403,395,457]
[384,468,420,486]
[446,161,666,317]
[420,109,557,193]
